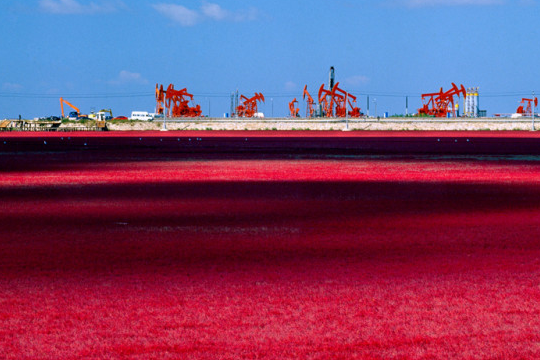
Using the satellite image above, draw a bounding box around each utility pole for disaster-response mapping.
[343,92,350,131]
[234,89,238,118]
[406,96,409,116]
[533,91,536,131]
[161,106,168,131]
[367,95,370,117]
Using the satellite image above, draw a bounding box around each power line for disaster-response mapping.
[0,92,153,99]
[1,90,538,100]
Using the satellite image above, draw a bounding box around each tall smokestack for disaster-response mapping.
[329,66,335,91]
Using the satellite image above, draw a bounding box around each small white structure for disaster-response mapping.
[130,111,154,121]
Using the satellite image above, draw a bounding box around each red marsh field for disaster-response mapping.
[1,131,540,359]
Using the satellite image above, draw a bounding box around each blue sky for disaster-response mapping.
[1,0,539,118]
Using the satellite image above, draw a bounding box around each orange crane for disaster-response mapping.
[303,85,315,118]
[59,97,80,119]
[289,98,299,117]
[236,93,265,117]
[516,97,538,116]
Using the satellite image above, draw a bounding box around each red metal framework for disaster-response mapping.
[155,83,202,118]
[331,83,362,118]
[289,98,299,117]
[418,83,466,118]
[236,93,265,118]
[516,97,538,116]
[155,84,166,115]
[303,85,315,118]
[318,82,361,118]
[318,84,333,117]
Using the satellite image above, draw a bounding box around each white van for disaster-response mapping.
[130,111,154,121]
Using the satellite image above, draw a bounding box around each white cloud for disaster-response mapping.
[2,83,23,91]
[392,0,503,6]
[344,75,370,87]
[229,7,259,22]
[285,81,297,91]
[153,3,200,26]
[154,2,259,26]
[108,70,148,85]
[201,2,228,20]
[39,0,125,14]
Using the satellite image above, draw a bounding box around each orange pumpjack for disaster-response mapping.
[516,97,538,116]
[418,83,466,118]
[236,93,265,118]
[289,98,299,117]
[155,83,202,118]
[303,85,315,118]
[318,82,361,118]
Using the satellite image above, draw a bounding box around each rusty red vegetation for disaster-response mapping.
[1,133,540,359]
